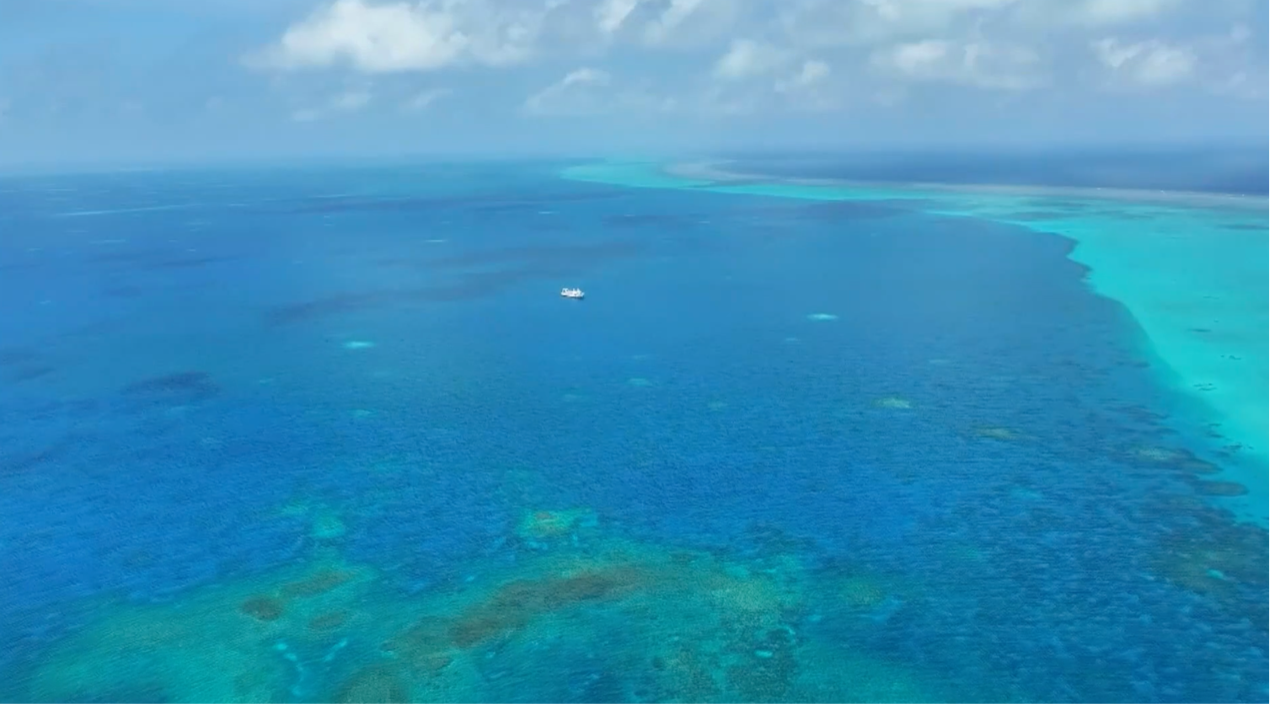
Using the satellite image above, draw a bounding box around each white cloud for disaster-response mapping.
[696,53,838,115]
[595,0,641,34]
[1217,68,1268,101]
[780,0,1190,49]
[1212,70,1267,100]
[641,0,705,44]
[694,84,763,116]
[775,59,830,93]
[614,84,680,113]
[1028,0,1183,26]
[332,89,372,110]
[404,87,451,111]
[871,39,1044,90]
[237,0,1263,114]
[1086,25,1267,99]
[780,0,1018,48]
[1195,22,1268,100]
[521,67,685,117]
[705,37,842,113]
[522,67,612,116]
[247,0,546,73]
[872,86,909,106]
[774,59,836,111]
[712,39,789,80]
[1090,38,1196,88]
[769,59,830,91]
[291,89,373,121]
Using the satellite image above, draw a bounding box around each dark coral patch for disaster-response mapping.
[121,371,220,404]
[445,566,650,649]
[307,610,350,632]
[1191,480,1248,497]
[334,665,410,703]
[239,596,284,622]
[279,569,356,599]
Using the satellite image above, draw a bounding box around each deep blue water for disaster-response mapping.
[722,147,1270,196]
[0,161,1266,702]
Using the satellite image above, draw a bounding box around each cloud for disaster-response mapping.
[1212,67,1274,101]
[403,87,451,111]
[291,89,373,121]
[1090,38,1195,88]
[779,0,1192,49]
[236,0,1264,117]
[871,39,1044,90]
[1217,68,1268,101]
[640,0,704,44]
[774,59,835,111]
[1021,0,1184,27]
[522,67,612,116]
[712,39,789,80]
[245,0,740,75]
[775,59,830,93]
[521,67,680,117]
[614,85,679,114]
[246,0,544,73]
[1196,22,1269,100]
[331,90,371,110]
[1087,24,1267,98]
[594,0,641,35]
[694,84,764,116]
[780,0,1018,48]
[704,37,841,114]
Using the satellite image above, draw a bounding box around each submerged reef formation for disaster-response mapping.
[24,559,379,702]
[872,396,913,410]
[514,508,597,546]
[119,371,221,406]
[18,525,944,703]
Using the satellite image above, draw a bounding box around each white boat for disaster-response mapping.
[560,287,585,300]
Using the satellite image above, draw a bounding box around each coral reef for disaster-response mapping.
[1124,445,1222,475]
[1189,480,1248,497]
[24,559,379,703]
[873,396,913,410]
[120,371,220,406]
[514,508,596,544]
[973,425,1019,441]
[19,530,940,703]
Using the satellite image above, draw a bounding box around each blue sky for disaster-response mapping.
[0,0,1268,166]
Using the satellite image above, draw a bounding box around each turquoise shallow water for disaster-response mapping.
[0,160,1267,702]
[564,161,1271,525]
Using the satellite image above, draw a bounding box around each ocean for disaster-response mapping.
[0,156,1267,702]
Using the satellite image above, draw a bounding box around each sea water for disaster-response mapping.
[0,160,1266,702]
